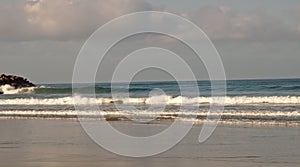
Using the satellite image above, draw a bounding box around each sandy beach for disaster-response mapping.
[1,0,300,166]
[0,119,299,167]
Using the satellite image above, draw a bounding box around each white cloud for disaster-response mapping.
[184,6,298,40]
[0,0,152,41]
[290,7,300,34]
[0,1,299,41]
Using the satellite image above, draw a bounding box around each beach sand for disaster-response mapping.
[0,119,299,167]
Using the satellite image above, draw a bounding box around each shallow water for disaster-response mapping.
[0,120,299,167]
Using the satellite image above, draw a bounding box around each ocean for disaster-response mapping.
[1,78,300,126]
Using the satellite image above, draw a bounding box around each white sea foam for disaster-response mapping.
[0,110,299,117]
[0,84,35,94]
[1,95,300,105]
[0,110,299,122]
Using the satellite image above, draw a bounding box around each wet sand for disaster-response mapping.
[0,119,299,167]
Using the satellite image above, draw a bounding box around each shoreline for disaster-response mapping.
[0,116,299,127]
[0,119,299,167]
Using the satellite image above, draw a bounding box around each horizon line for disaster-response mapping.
[36,77,300,85]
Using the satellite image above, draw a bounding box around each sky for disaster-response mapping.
[0,0,300,83]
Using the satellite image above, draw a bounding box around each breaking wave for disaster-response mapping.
[0,85,35,94]
[1,95,300,105]
[0,110,299,126]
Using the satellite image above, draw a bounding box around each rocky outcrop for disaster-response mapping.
[0,74,35,94]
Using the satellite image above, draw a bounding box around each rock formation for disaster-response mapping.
[0,74,36,94]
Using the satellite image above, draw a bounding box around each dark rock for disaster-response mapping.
[0,74,36,92]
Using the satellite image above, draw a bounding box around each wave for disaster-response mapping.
[0,85,150,95]
[0,85,35,94]
[2,84,300,96]
[34,87,112,94]
[1,95,300,105]
[278,85,300,91]
[0,110,299,126]
[1,110,299,117]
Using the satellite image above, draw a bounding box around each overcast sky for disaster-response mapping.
[1,0,300,83]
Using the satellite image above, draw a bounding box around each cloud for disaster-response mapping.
[184,6,299,41]
[290,7,300,34]
[0,0,152,41]
[0,1,299,41]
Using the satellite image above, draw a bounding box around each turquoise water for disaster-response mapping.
[3,78,300,97]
